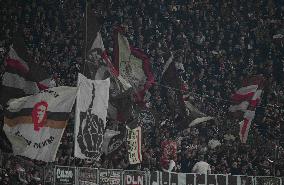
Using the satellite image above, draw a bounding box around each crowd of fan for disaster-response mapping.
[0,0,284,184]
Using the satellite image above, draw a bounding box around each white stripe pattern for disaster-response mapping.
[2,72,40,94]
[234,85,258,95]
[8,47,29,70]
[229,101,249,112]
[6,86,78,113]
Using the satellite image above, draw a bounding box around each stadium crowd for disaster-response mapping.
[0,0,284,184]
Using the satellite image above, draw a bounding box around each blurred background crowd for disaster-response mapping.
[0,0,284,184]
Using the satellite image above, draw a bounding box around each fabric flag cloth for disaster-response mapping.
[102,128,126,155]
[3,86,77,162]
[107,85,133,122]
[127,126,142,164]
[0,34,51,106]
[82,7,132,123]
[102,129,120,154]
[185,101,214,127]
[82,5,130,90]
[74,73,110,160]
[161,54,213,129]
[160,54,186,121]
[229,75,265,143]
[239,110,256,143]
[114,27,154,103]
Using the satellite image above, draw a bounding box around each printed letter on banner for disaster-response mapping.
[99,169,122,185]
[55,166,76,185]
[127,126,142,164]
[124,171,146,185]
[75,73,110,159]
[78,168,98,184]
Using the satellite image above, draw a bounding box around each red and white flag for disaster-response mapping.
[231,85,258,102]
[229,75,265,143]
[239,110,256,143]
[87,32,131,89]
[114,27,155,103]
[1,35,51,106]
[83,6,130,90]
[82,8,132,123]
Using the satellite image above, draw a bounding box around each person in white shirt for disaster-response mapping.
[191,156,211,174]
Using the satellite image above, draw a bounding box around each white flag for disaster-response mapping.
[4,86,77,162]
[74,73,110,159]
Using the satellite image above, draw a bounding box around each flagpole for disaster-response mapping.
[83,0,88,74]
[74,0,88,168]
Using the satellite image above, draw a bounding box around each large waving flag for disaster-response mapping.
[229,75,265,143]
[114,27,154,103]
[160,53,213,129]
[160,53,186,114]
[74,73,110,160]
[160,54,181,123]
[0,34,51,106]
[82,6,132,122]
[3,86,77,162]
[82,5,130,90]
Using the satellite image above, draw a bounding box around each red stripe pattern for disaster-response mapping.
[5,58,29,76]
[229,75,265,143]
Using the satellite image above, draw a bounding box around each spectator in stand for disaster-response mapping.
[0,0,283,180]
[192,155,211,174]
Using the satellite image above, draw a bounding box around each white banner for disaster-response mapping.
[75,73,110,159]
[127,126,142,164]
[4,86,77,162]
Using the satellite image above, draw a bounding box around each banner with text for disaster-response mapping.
[124,170,147,185]
[127,126,142,164]
[99,169,122,185]
[4,86,77,162]
[78,167,98,185]
[55,166,76,185]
